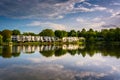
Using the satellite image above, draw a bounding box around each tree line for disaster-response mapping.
[0,28,120,43]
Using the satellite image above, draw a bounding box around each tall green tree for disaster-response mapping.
[115,28,120,41]
[55,30,67,38]
[39,29,54,36]
[77,30,81,37]
[1,30,12,42]
[12,29,21,35]
[55,30,62,38]
[81,28,87,37]
[0,35,3,44]
[68,30,77,37]
[23,32,36,36]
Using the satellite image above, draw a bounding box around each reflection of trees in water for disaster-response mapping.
[40,48,67,57]
[78,44,120,58]
[99,45,120,58]
[0,44,120,58]
[68,50,78,56]
[55,48,67,57]
[40,50,55,57]
[2,46,12,58]
[0,46,21,58]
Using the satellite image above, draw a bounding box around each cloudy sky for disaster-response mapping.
[0,0,120,33]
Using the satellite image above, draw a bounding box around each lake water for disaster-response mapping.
[0,44,120,80]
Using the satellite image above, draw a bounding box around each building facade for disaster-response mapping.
[12,35,85,42]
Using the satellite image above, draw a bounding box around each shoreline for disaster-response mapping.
[0,41,84,46]
[0,41,120,46]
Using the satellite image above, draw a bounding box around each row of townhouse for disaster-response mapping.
[12,35,57,42]
[11,35,85,42]
[62,37,85,42]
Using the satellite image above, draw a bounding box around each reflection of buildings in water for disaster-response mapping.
[79,44,85,49]
[12,46,21,53]
[22,45,35,53]
[21,45,59,53]
[40,45,59,51]
[2,44,85,55]
[62,44,84,50]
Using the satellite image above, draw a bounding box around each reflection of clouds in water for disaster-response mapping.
[75,53,120,79]
[76,54,107,67]
[26,54,69,63]
[0,57,120,80]
[76,72,108,79]
[1,48,120,80]
[0,64,111,80]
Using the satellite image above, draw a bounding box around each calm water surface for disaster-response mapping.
[0,44,120,80]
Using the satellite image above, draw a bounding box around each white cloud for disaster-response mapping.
[76,17,105,30]
[111,11,120,18]
[92,17,102,22]
[27,21,66,30]
[83,2,92,6]
[0,0,108,19]
[93,6,107,11]
[76,18,85,23]
[111,2,120,6]
[56,15,64,19]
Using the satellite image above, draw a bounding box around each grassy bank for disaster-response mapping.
[86,41,120,45]
[0,41,84,46]
[1,41,119,46]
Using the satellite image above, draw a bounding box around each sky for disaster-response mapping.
[0,0,120,33]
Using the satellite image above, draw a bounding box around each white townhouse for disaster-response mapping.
[31,36,35,42]
[62,37,85,42]
[62,44,79,50]
[40,36,44,42]
[25,35,32,42]
[12,35,22,42]
[62,37,79,42]
[34,36,40,42]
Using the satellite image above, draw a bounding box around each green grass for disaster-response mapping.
[0,41,85,46]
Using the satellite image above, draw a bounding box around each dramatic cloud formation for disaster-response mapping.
[0,0,120,32]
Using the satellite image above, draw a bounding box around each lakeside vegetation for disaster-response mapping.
[0,27,120,45]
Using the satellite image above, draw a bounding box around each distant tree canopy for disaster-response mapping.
[0,35,3,44]
[39,29,54,36]
[0,27,120,43]
[12,29,21,35]
[68,30,77,37]
[1,29,12,42]
[55,30,67,38]
[77,28,120,42]
[23,32,36,36]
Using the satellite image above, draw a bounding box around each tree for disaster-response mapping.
[23,32,36,36]
[68,30,77,37]
[77,30,81,37]
[1,30,12,42]
[62,30,68,37]
[55,30,67,38]
[55,30,62,38]
[0,35,3,44]
[39,29,54,36]
[12,29,21,35]
[80,28,87,37]
[115,28,120,41]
